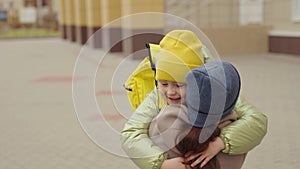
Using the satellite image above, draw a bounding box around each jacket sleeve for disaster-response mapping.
[121,89,168,169]
[219,97,268,154]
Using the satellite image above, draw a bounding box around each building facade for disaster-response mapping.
[2,0,299,56]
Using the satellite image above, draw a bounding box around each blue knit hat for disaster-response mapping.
[186,61,241,128]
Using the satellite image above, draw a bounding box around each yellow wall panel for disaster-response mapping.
[121,0,164,29]
[79,0,87,26]
[58,0,66,24]
[75,0,87,26]
[106,0,121,27]
[86,0,102,27]
[92,0,102,26]
[65,0,76,25]
[108,0,121,21]
[128,0,164,13]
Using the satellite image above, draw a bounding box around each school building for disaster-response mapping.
[2,0,299,57]
[0,0,59,27]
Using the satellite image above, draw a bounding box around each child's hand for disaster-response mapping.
[160,157,190,169]
[185,136,225,168]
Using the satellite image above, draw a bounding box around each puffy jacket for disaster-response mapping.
[149,104,246,169]
[121,89,267,169]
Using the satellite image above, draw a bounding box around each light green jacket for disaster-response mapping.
[121,89,268,169]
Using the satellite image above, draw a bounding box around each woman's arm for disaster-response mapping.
[220,96,268,154]
[186,97,267,168]
[121,89,167,169]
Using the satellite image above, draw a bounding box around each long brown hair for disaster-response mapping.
[176,126,221,169]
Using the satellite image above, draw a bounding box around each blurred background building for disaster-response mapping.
[0,0,59,38]
[0,0,59,26]
[1,0,300,57]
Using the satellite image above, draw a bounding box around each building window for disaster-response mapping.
[239,0,264,25]
[292,0,300,22]
[0,10,7,22]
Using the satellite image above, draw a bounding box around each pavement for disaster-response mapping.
[0,38,299,169]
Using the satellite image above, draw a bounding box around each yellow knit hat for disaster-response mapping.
[155,30,204,83]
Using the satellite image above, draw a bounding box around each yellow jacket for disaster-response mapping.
[121,89,267,169]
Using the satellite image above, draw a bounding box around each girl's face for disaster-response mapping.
[157,80,187,105]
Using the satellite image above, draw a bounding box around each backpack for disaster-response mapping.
[123,43,165,111]
[124,43,210,111]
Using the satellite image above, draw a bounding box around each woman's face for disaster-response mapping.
[157,80,187,105]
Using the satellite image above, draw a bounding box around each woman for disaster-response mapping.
[149,61,246,169]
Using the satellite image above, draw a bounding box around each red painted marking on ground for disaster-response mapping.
[96,90,126,96]
[87,113,123,122]
[32,76,86,83]
[263,55,300,65]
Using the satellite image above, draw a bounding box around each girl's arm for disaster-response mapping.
[187,97,268,167]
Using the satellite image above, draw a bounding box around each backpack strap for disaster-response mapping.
[146,43,160,70]
[146,43,156,72]
[146,43,160,87]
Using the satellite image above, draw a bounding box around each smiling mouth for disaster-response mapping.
[168,97,181,103]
